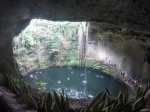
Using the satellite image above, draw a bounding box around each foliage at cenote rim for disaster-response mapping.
[13,20,84,70]
[5,68,150,112]
[87,59,113,76]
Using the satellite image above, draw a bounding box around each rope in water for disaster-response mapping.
[40,73,60,87]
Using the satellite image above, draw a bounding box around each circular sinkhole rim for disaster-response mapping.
[23,65,128,99]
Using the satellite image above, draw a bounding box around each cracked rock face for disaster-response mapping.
[0,0,150,77]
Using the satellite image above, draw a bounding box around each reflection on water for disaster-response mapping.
[24,66,126,99]
[96,75,104,78]
[67,65,72,69]
[82,80,87,84]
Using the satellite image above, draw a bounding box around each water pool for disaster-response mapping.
[24,66,126,99]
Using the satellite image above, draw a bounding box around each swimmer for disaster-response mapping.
[88,95,94,98]
[30,74,34,78]
[57,80,61,84]
[35,75,38,79]
[96,75,99,78]
[82,80,87,84]
[71,89,74,93]
[100,75,104,78]
[81,74,84,76]
[75,92,79,98]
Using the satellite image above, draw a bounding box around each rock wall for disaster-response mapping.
[0,33,14,70]
[88,22,150,80]
[0,0,150,109]
[0,0,150,80]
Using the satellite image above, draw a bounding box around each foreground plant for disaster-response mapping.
[80,86,149,112]
[37,91,69,112]
[5,69,70,112]
[5,69,149,112]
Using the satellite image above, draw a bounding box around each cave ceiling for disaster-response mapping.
[0,0,150,47]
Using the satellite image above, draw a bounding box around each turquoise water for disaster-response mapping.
[24,66,126,99]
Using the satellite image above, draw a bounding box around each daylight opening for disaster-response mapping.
[13,19,86,74]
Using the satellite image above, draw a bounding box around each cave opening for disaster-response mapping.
[13,19,127,99]
[13,19,87,75]
[0,0,150,111]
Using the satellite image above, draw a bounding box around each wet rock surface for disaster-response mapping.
[0,86,36,112]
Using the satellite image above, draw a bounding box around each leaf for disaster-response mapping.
[45,92,53,112]
[26,94,38,109]
[53,91,61,109]
[40,94,46,110]
[24,84,32,95]
[5,72,10,80]
[136,87,143,98]
[10,79,17,93]
[98,102,105,111]
[20,83,24,97]
[124,90,129,104]
[132,87,148,108]
[103,100,115,111]
[112,100,123,112]
[86,90,106,112]
[51,102,56,111]
[60,94,65,110]
[115,103,131,112]
[80,107,85,112]
[65,95,69,112]
[105,88,111,96]
[62,88,65,96]
[146,82,150,89]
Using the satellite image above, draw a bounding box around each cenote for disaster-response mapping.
[24,66,127,99]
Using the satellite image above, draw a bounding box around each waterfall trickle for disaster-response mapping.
[82,22,90,98]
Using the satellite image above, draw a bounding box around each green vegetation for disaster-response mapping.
[86,59,113,76]
[13,20,84,71]
[5,68,150,112]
